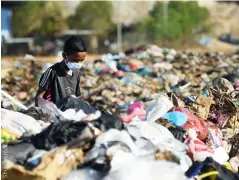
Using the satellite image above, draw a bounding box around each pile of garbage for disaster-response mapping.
[1,45,239,179]
[79,45,239,113]
[1,59,40,104]
[2,45,239,113]
[1,88,239,179]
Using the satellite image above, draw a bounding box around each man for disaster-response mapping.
[35,36,87,106]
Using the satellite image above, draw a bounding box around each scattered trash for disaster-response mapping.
[1,46,239,179]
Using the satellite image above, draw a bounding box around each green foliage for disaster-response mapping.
[138,1,210,41]
[12,1,67,37]
[68,1,113,37]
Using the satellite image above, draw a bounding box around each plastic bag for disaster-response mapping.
[187,129,214,162]
[95,129,155,156]
[55,96,96,114]
[38,97,96,121]
[38,97,64,120]
[146,95,173,122]
[126,120,187,155]
[127,120,174,145]
[213,146,229,165]
[91,111,124,131]
[104,158,187,180]
[168,126,186,142]
[171,107,208,141]
[1,108,42,136]
[121,101,146,123]
[61,109,87,121]
[161,111,187,126]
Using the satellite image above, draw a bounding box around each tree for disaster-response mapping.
[137,1,210,41]
[12,1,67,37]
[68,1,113,37]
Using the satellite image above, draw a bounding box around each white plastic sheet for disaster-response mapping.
[1,108,42,136]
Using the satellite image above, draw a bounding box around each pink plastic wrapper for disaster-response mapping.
[121,101,146,123]
[127,101,144,114]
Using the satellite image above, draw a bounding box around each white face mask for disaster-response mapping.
[65,59,83,70]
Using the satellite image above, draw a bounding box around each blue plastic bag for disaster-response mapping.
[162,111,187,126]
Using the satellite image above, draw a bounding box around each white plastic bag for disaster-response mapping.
[95,129,155,156]
[127,120,188,152]
[1,108,42,136]
[213,146,229,165]
[126,120,190,171]
[104,159,187,180]
[146,95,173,122]
[38,97,88,121]
[127,120,174,145]
[63,109,87,121]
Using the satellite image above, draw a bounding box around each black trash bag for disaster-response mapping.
[92,111,124,131]
[1,142,36,166]
[55,96,96,114]
[168,126,186,142]
[19,107,47,120]
[30,121,96,150]
[186,157,239,180]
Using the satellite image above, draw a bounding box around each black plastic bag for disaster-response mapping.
[168,126,186,142]
[55,96,96,114]
[30,121,96,150]
[92,111,124,131]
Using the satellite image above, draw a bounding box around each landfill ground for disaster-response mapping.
[1,45,239,180]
